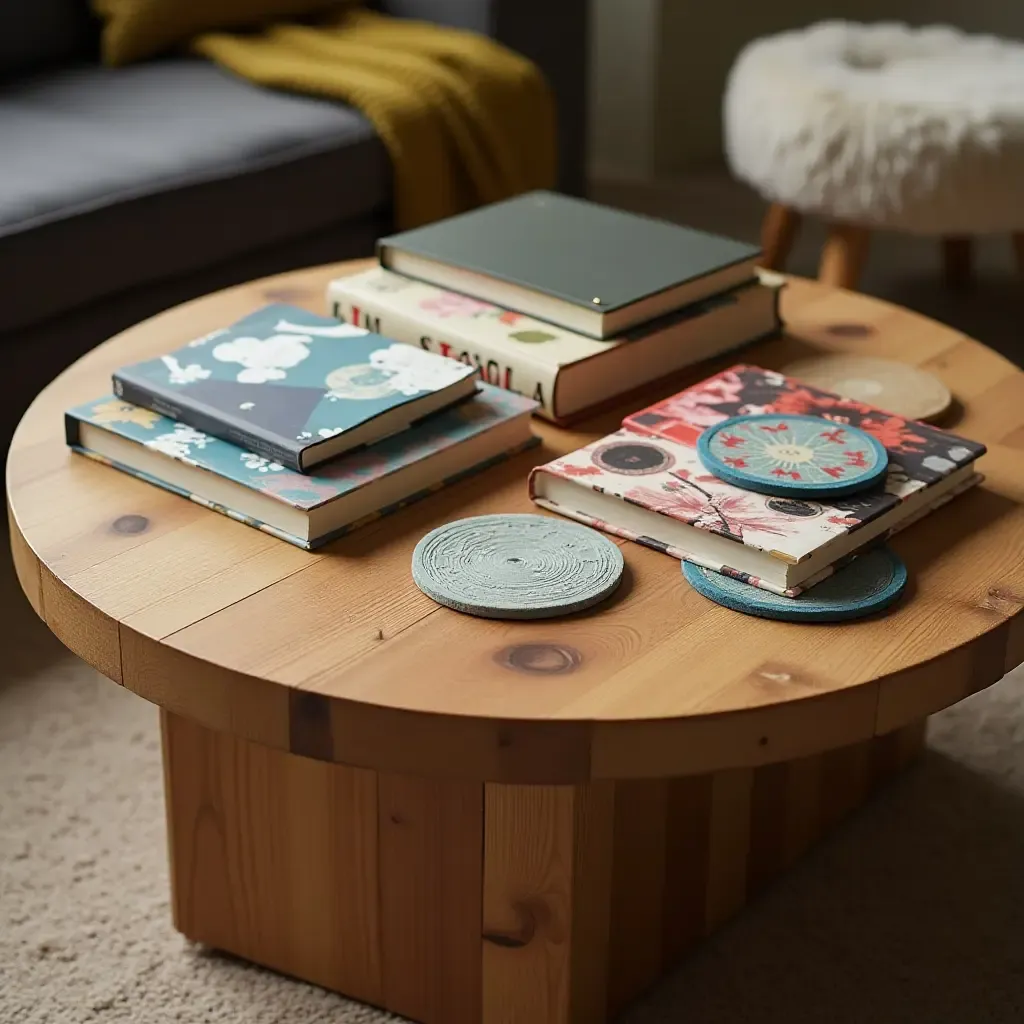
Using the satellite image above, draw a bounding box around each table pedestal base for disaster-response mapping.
[161,710,926,1024]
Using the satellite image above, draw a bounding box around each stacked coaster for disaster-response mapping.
[413,412,911,625]
[683,547,907,622]
[689,412,907,621]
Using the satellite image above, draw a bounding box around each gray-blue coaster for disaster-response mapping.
[682,547,907,622]
[412,513,624,619]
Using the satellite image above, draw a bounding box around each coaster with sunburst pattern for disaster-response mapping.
[697,413,888,497]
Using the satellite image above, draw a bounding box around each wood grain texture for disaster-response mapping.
[39,564,121,683]
[377,774,483,1024]
[482,783,614,1024]
[747,761,791,894]
[783,753,824,865]
[870,719,928,787]
[567,782,615,1024]
[819,740,872,832]
[704,767,754,933]
[7,498,41,616]
[607,780,667,1015]
[8,260,1024,782]
[160,710,382,1004]
[156,713,928,1024]
[661,774,713,962]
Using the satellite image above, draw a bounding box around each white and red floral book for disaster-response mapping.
[328,267,780,423]
[529,364,985,596]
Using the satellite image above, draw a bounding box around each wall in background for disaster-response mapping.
[589,0,1024,182]
[587,0,661,181]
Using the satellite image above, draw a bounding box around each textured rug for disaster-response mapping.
[2,547,1024,1023]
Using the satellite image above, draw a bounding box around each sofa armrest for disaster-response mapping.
[374,0,588,196]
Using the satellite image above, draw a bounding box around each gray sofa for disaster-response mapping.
[0,0,588,453]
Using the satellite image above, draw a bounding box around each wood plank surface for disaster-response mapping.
[703,768,754,933]
[567,782,615,1024]
[7,261,1024,782]
[377,774,484,1024]
[155,717,932,1024]
[661,774,713,962]
[482,783,614,1024]
[122,628,291,751]
[818,741,872,832]
[8,498,41,616]
[607,780,667,1014]
[783,754,824,865]
[39,564,121,683]
[160,710,382,1004]
[747,761,791,894]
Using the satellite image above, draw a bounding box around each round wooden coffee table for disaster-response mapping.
[8,260,1024,1024]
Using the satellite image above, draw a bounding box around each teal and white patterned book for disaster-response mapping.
[112,303,480,472]
[66,386,538,550]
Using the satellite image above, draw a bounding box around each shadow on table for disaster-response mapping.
[624,734,1024,1024]
[891,483,1019,579]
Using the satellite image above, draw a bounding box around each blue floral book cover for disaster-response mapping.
[66,386,539,550]
[112,304,480,472]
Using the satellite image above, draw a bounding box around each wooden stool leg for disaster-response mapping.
[942,237,973,289]
[1012,233,1024,275]
[760,203,802,271]
[818,224,871,289]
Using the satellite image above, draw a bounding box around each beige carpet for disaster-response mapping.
[3,549,1024,1022]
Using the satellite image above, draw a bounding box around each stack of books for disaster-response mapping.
[66,304,537,549]
[529,364,986,595]
[328,191,782,424]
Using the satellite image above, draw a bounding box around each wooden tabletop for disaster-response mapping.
[8,260,1024,783]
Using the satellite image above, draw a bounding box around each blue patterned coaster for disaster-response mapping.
[412,514,624,619]
[682,547,907,622]
[698,413,888,497]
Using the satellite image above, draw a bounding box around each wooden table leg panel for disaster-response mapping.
[160,710,384,1005]
[161,714,930,1024]
[481,782,614,1024]
[606,780,668,1015]
[8,499,43,617]
[378,773,484,1024]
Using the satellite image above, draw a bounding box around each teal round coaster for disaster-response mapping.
[412,514,624,620]
[682,547,907,622]
[697,413,888,498]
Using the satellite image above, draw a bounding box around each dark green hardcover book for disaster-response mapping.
[377,191,761,339]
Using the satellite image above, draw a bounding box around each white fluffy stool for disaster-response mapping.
[725,21,1024,288]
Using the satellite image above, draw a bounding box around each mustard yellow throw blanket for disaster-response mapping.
[192,8,556,228]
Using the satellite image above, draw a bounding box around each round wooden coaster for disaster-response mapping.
[682,547,907,622]
[697,413,888,498]
[411,514,624,620]
[782,355,952,422]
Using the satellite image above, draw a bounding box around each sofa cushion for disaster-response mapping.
[92,0,347,67]
[0,58,390,334]
[0,0,98,78]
